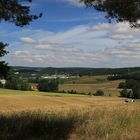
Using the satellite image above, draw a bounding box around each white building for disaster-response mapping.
[0,79,6,85]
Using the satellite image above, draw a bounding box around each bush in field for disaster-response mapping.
[88,92,94,96]
[118,82,126,89]
[37,79,58,92]
[132,86,140,99]
[119,89,132,98]
[67,90,77,94]
[119,79,140,99]
[94,90,104,96]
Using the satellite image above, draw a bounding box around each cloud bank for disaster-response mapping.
[4,22,140,67]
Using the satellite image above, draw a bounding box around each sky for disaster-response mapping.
[1,0,140,68]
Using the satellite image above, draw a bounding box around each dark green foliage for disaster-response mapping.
[5,80,31,91]
[0,42,8,57]
[5,69,31,91]
[82,0,140,27]
[120,89,132,98]
[119,79,140,99]
[67,90,77,94]
[0,43,10,78]
[118,82,126,89]
[0,0,41,78]
[13,67,140,77]
[88,92,94,96]
[94,89,104,96]
[37,79,58,92]
[0,0,42,27]
[131,86,140,99]
[0,82,3,88]
[0,61,10,79]
[108,72,140,81]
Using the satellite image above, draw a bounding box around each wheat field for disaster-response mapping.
[0,89,140,140]
[0,88,139,113]
[59,79,123,96]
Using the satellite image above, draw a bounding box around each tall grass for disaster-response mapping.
[74,108,140,140]
[0,107,139,140]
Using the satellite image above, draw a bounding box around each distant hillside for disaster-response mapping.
[40,67,140,76]
[12,66,43,74]
[12,66,140,76]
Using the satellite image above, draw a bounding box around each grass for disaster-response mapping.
[0,107,139,140]
[74,107,140,140]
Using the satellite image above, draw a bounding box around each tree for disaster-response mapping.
[0,42,9,78]
[37,79,58,92]
[94,89,104,96]
[119,79,140,99]
[5,69,31,90]
[0,0,41,78]
[82,0,140,27]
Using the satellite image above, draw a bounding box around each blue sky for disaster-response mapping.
[1,0,140,67]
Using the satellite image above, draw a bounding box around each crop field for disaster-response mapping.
[60,75,108,84]
[0,89,139,140]
[0,88,123,112]
[59,78,123,96]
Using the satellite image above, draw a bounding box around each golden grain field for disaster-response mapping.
[0,88,138,113]
[0,89,140,140]
[59,79,123,96]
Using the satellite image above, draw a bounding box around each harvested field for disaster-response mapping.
[0,89,140,140]
[0,88,136,113]
[59,80,123,96]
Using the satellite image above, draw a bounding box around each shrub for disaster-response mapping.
[94,90,104,96]
[119,89,131,98]
[88,92,94,96]
[20,83,31,91]
[119,79,140,99]
[132,87,140,99]
[5,80,31,91]
[67,90,77,94]
[118,82,126,89]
